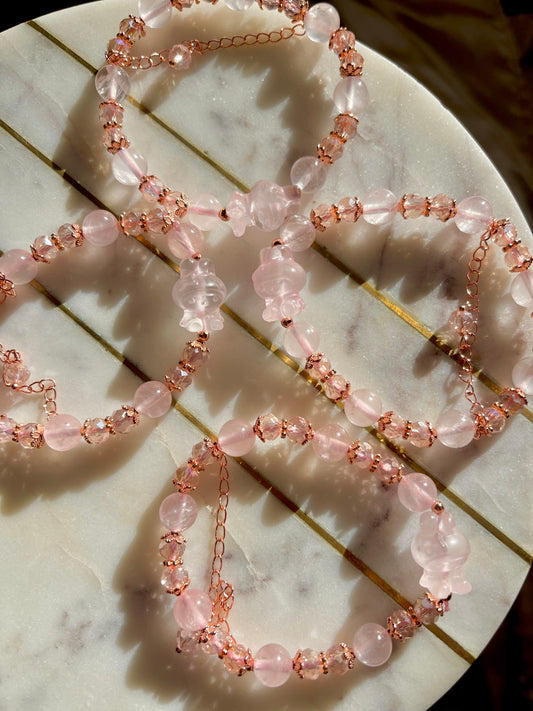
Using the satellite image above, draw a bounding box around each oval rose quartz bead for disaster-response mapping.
[82,210,119,247]
[173,589,212,632]
[112,146,148,185]
[353,623,392,667]
[280,215,315,252]
[333,77,369,115]
[290,156,327,193]
[0,249,38,285]
[312,423,350,462]
[134,381,172,418]
[455,196,493,234]
[283,322,320,359]
[397,472,437,511]
[304,3,340,43]
[511,271,533,308]
[95,65,130,102]
[43,414,82,451]
[159,493,198,531]
[167,223,204,260]
[344,389,382,427]
[362,189,398,225]
[188,194,222,231]
[138,0,172,28]
[218,419,255,456]
[254,643,293,687]
[435,409,475,448]
[512,356,533,395]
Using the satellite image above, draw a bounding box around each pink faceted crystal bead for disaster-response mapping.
[112,146,148,185]
[218,419,255,456]
[168,43,192,70]
[0,249,38,285]
[134,380,171,418]
[435,409,475,448]
[44,414,82,452]
[298,648,322,679]
[188,194,222,231]
[312,423,350,462]
[505,243,532,272]
[511,271,533,308]
[95,64,130,102]
[344,389,382,427]
[351,440,374,469]
[290,156,327,193]
[3,361,30,387]
[83,417,109,445]
[173,588,212,632]
[455,196,493,234]
[0,415,16,443]
[512,356,533,395]
[353,623,392,667]
[333,77,369,115]
[304,3,340,42]
[397,472,437,511]
[159,492,198,532]
[283,322,320,359]
[138,0,172,28]
[167,223,204,260]
[362,189,398,225]
[82,210,119,247]
[286,416,311,444]
[254,643,293,687]
[280,214,315,252]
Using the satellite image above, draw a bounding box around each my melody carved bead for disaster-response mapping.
[252,245,307,321]
[172,258,227,332]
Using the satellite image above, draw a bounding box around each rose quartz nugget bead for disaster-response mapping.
[304,3,340,43]
[290,156,327,193]
[435,409,475,448]
[218,419,255,456]
[344,389,382,427]
[283,322,320,359]
[95,65,130,102]
[455,196,493,234]
[173,588,212,632]
[333,77,369,115]
[353,623,392,667]
[0,249,38,285]
[362,188,398,225]
[167,222,204,260]
[43,414,82,452]
[280,215,315,252]
[398,472,437,512]
[138,0,172,28]
[312,423,350,462]
[112,146,148,185]
[511,271,533,308]
[82,210,119,247]
[188,194,222,231]
[159,492,198,531]
[254,643,293,687]
[513,356,533,395]
[134,380,172,418]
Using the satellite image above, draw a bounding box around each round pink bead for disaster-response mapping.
[254,643,293,687]
[0,249,38,285]
[218,419,255,456]
[333,77,369,115]
[435,409,475,448]
[167,222,204,260]
[138,0,172,28]
[362,188,398,225]
[344,389,382,427]
[134,380,171,418]
[511,271,533,308]
[95,64,130,102]
[353,623,392,667]
[43,414,82,452]
[159,492,198,531]
[173,588,212,632]
[304,3,340,43]
[112,146,148,185]
[312,423,350,462]
[188,194,222,231]
[290,156,327,193]
[512,356,533,395]
[397,472,437,512]
[455,196,493,234]
[82,210,119,247]
[280,215,315,252]
[283,322,320,359]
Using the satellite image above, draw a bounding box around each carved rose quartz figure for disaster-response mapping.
[252,245,307,322]
[172,257,226,332]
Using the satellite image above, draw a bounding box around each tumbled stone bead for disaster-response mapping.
[112,146,148,185]
[290,156,327,193]
[32,234,59,262]
[413,596,439,625]
[379,411,405,439]
[134,380,171,418]
[280,214,315,252]
[344,389,382,427]
[188,194,222,231]
[429,193,455,221]
[312,423,350,462]
[286,416,311,444]
[283,322,320,359]
[400,193,427,218]
[388,609,416,640]
[409,421,435,448]
[348,440,374,469]
[397,472,437,511]
[512,358,533,395]
[159,492,198,531]
[161,565,189,591]
[333,77,369,114]
[172,258,226,332]
[0,249,38,285]
[165,364,193,392]
[99,100,124,126]
[362,188,398,225]
[168,43,192,70]
[224,643,249,674]
[252,245,306,322]
[82,417,109,444]
[16,423,44,449]
[218,419,255,456]
[325,644,350,675]
[44,414,82,452]
[329,28,356,54]
[493,220,517,247]
[249,180,288,232]
[138,0,173,28]
[121,210,144,236]
[333,113,359,141]
[324,373,349,401]
[297,648,322,679]
[455,196,492,234]
[304,2,340,42]
[3,362,30,387]
[317,134,344,164]
[173,588,212,632]
[159,535,186,561]
[0,415,17,443]
[82,210,119,247]
[337,196,361,222]
[511,271,533,307]
[109,407,138,434]
[353,623,392,667]
[254,643,293,687]
[95,64,130,102]
[504,243,532,272]
[435,409,475,448]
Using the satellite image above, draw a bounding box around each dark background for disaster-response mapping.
[1,1,532,709]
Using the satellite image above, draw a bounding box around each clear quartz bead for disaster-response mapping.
[512,357,533,395]
[436,409,475,448]
[312,424,350,462]
[362,188,398,225]
[283,322,320,359]
[511,271,533,308]
[254,643,292,687]
[223,0,254,9]
[429,193,455,221]
[505,243,532,272]
[138,0,172,28]
[333,77,369,114]
[112,146,148,185]
[413,596,439,625]
[333,113,359,141]
[256,413,282,440]
[455,196,493,234]
[280,215,315,252]
[167,223,204,260]
[351,440,374,469]
[329,28,356,55]
[95,65,130,102]
[290,156,327,193]
[188,194,222,231]
[493,220,518,247]
[304,3,340,43]
[161,565,189,591]
[388,609,416,640]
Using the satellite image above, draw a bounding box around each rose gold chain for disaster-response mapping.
[209,452,234,631]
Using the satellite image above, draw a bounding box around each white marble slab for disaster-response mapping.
[0,1,531,710]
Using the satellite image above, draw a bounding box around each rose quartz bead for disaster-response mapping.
[159,492,198,531]
[254,643,293,687]
[513,356,533,395]
[168,43,192,70]
[455,196,493,234]
[218,419,255,456]
[82,210,119,247]
[280,215,315,251]
[290,156,327,193]
[333,77,369,115]
[95,65,130,102]
[223,0,254,10]
[43,414,82,452]
[173,588,212,632]
[167,223,204,260]
[134,380,171,418]
[304,3,340,43]
[312,423,350,462]
[362,188,398,225]
[283,322,320,359]
[435,409,475,448]
[344,389,382,427]
[249,180,288,232]
[353,623,392,667]
[398,472,437,511]
[188,194,222,231]
[138,0,172,28]
[112,146,148,185]
[0,249,38,285]
[511,271,533,308]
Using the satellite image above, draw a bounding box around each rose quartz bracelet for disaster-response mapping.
[157,414,468,685]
